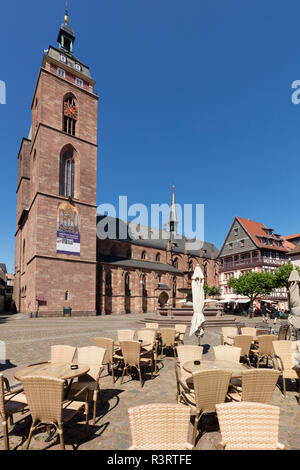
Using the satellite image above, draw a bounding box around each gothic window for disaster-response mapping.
[125,273,130,296]
[105,271,112,296]
[141,251,146,260]
[22,240,26,273]
[172,258,178,269]
[156,253,161,262]
[188,260,193,272]
[63,95,78,136]
[203,263,208,285]
[60,150,75,198]
[142,275,147,297]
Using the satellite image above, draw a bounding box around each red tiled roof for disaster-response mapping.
[288,242,300,255]
[236,217,295,252]
[284,234,300,240]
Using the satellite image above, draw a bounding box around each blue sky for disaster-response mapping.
[1,0,300,273]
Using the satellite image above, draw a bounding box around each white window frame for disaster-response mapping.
[75,63,82,72]
[60,55,67,63]
[76,78,83,88]
[58,67,66,78]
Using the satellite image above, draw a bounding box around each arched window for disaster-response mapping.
[22,240,26,273]
[60,150,75,198]
[63,94,78,136]
[172,257,178,269]
[125,273,130,296]
[188,260,193,272]
[141,251,146,260]
[156,253,161,262]
[105,271,112,296]
[142,275,147,297]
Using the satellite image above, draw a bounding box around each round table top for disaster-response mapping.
[115,341,151,348]
[183,360,250,378]
[15,362,90,382]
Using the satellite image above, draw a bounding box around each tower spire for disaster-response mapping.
[169,185,178,237]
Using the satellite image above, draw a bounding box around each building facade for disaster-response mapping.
[96,215,219,315]
[0,264,6,312]
[14,16,98,317]
[218,217,295,310]
[13,15,219,317]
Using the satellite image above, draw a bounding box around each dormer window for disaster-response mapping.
[75,63,81,72]
[60,55,67,63]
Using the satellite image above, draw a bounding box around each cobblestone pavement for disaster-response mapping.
[0,313,299,450]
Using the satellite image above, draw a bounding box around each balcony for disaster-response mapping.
[220,257,287,272]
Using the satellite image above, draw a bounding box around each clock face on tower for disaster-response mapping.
[64,101,78,120]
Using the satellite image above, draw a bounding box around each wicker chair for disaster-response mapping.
[22,376,89,450]
[175,346,204,401]
[273,341,300,398]
[119,341,154,388]
[251,335,278,368]
[233,335,253,366]
[70,346,106,425]
[117,330,135,342]
[278,324,291,341]
[176,345,203,365]
[94,337,122,384]
[160,328,177,357]
[241,327,256,338]
[50,345,76,364]
[227,369,280,403]
[216,402,285,450]
[128,403,193,450]
[175,325,187,345]
[213,345,241,363]
[256,329,271,337]
[221,328,238,346]
[137,329,159,373]
[181,369,232,446]
[0,374,28,450]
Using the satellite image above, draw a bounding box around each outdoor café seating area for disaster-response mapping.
[0,320,299,451]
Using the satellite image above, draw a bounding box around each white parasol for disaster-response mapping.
[190,265,205,343]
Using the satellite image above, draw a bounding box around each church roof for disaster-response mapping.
[96,215,218,259]
[97,255,183,274]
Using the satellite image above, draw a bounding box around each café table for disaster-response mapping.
[15,362,90,442]
[183,360,250,379]
[114,341,151,348]
[15,362,90,383]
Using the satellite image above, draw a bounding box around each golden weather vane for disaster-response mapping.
[64,0,69,24]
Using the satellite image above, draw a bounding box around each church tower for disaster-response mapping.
[14,10,98,316]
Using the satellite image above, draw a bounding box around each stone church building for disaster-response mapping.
[14,14,219,317]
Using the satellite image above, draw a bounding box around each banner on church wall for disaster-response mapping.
[56,202,80,256]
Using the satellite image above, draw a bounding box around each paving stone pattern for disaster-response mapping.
[0,313,299,450]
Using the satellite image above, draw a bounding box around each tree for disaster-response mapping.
[208,286,221,297]
[227,271,276,316]
[274,262,300,289]
[204,285,221,298]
